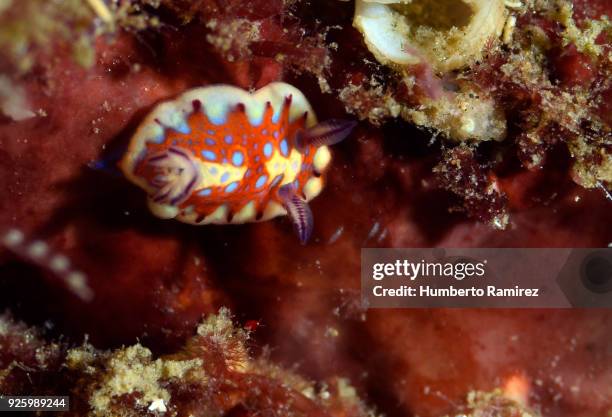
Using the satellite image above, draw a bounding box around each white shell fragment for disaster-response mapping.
[353,1,421,67]
[353,0,507,72]
[148,398,167,413]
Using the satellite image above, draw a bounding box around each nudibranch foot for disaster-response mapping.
[279,183,314,245]
[119,82,357,243]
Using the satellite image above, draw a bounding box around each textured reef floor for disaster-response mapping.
[0,0,610,416]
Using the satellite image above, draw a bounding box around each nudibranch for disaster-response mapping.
[119,82,356,243]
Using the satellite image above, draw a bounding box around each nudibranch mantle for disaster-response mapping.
[120,82,355,243]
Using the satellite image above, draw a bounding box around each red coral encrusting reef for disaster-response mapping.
[0,1,611,417]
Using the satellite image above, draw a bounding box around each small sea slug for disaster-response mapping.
[119,82,356,243]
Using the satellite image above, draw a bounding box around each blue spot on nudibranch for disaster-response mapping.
[292,161,299,171]
[201,150,217,161]
[232,151,244,166]
[176,122,190,134]
[263,142,273,158]
[205,138,216,146]
[149,135,166,144]
[272,110,281,123]
[220,172,230,182]
[255,175,268,189]
[209,166,218,175]
[209,113,227,126]
[224,135,233,144]
[225,181,239,193]
[280,139,289,156]
[244,169,252,178]
[198,188,212,196]
[207,130,215,135]
[273,131,279,139]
